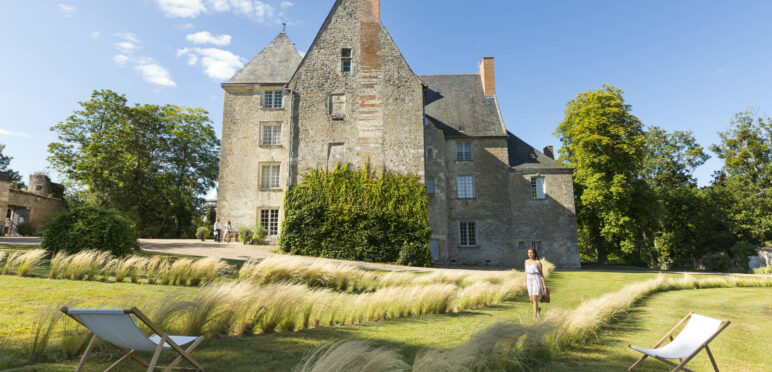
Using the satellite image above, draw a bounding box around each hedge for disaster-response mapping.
[41,205,139,256]
[279,164,432,267]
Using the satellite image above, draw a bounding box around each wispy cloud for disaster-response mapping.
[280,1,293,9]
[113,54,130,67]
[156,0,279,23]
[186,31,231,46]
[111,34,176,88]
[57,3,76,18]
[135,59,177,87]
[0,129,30,138]
[155,0,206,18]
[177,47,244,80]
[90,31,101,39]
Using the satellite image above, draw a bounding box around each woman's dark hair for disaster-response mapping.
[528,248,540,260]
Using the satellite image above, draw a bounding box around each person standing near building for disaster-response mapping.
[224,221,232,243]
[213,218,222,243]
[3,217,10,236]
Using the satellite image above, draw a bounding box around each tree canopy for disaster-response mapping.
[48,89,220,238]
[0,144,26,189]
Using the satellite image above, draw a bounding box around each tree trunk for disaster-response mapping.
[596,235,607,265]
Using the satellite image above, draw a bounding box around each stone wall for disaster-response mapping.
[217,84,289,232]
[7,189,65,233]
[288,0,425,180]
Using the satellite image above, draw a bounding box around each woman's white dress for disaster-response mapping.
[526,262,545,296]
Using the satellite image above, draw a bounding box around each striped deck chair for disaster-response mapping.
[628,312,730,372]
[61,306,204,372]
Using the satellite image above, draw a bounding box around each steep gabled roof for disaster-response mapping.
[507,131,569,169]
[226,32,302,84]
[420,74,506,138]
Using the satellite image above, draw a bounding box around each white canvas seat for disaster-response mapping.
[62,307,204,372]
[628,312,730,372]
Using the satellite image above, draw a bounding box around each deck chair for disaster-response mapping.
[628,312,730,372]
[61,306,205,372]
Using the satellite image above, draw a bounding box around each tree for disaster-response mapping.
[643,127,710,267]
[0,144,26,189]
[710,110,772,244]
[48,89,220,238]
[554,85,650,264]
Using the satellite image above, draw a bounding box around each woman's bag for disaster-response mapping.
[540,287,550,303]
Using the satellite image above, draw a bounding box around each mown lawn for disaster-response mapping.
[1,254,769,371]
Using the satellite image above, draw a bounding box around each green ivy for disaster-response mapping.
[279,164,432,267]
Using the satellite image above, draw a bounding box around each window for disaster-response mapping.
[260,209,280,236]
[460,222,476,247]
[264,90,283,109]
[530,241,542,250]
[426,148,433,160]
[518,240,526,250]
[457,176,474,199]
[261,123,281,146]
[456,142,472,161]
[426,180,435,195]
[341,48,352,73]
[261,164,280,189]
[531,176,545,199]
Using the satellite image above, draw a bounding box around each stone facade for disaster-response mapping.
[217,0,581,268]
[1,175,65,235]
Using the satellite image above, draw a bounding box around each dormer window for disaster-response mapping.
[341,48,352,73]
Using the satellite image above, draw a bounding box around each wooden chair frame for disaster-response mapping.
[61,306,205,372]
[628,311,730,372]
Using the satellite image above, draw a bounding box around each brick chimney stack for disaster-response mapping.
[543,146,554,159]
[479,57,495,96]
[362,0,380,22]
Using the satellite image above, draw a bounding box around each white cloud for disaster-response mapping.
[135,61,177,87]
[280,1,293,9]
[113,33,142,54]
[113,54,130,67]
[155,0,206,18]
[115,41,141,53]
[0,129,30,138]
[177,23,195,30]
[157,0,279,23]
[186,31,231,46]
[90,31,101,39]
[177,47,244,80]
[115,32,140,44]
[58,3,75,17]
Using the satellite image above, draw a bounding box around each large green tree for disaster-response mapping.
[0,144,26,189]
[643,127,710,267]
[48,90,220,237]
[555,85,650,264]
[710,110,772,244]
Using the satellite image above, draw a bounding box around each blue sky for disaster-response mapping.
[1,1,771,196]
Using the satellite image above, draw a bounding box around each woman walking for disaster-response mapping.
[523,248,548,318]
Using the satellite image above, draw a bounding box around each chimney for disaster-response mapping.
[362,0,380,22]
[479,57,495,96]
[543,146,554,159]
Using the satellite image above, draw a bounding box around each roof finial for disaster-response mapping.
[282,23,286,33]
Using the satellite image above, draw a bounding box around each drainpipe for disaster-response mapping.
[285,86,294,190]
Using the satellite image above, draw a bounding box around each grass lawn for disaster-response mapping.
[2,248,768,371]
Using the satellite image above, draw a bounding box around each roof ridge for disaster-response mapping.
[419,73,479,77]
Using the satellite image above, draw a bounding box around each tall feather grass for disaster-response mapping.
[295,340,410,372]
[295,274,772,372]
[1,249,47,276]
[25,306,63,364]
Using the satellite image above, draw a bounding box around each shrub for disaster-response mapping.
[699,251,733,272]
[730,241,757,271]
[252,225,267,245]
[396,241,432,267]
[196,226,210,241]
[280,164,432,265]
[238,226,253,245]
[16,222,35,236]
[41,206,138,256]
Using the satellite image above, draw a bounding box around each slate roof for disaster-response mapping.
[0,173,10,182]
[507,131,568,169]
[226,32,303,84]
[420,74,506,138]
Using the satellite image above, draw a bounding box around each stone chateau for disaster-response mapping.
[217,0,580,268]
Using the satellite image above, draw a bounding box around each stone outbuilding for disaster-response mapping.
[217,0,580,268]
[1,174,65,235]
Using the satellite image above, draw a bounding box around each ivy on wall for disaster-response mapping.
[279,163,432,267]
